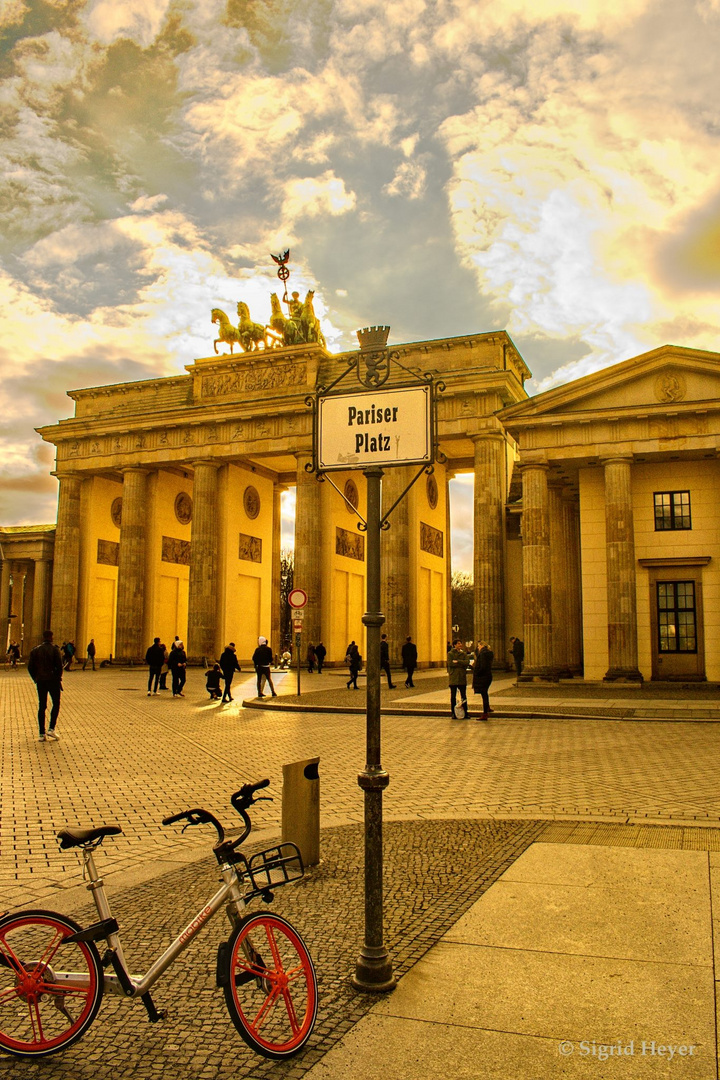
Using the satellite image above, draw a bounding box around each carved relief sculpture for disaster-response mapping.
[336,526,365,561]
[344,478,359,514]
[420,521,443,558]
[174,492,193,525]
[110,498,122,529]
[426,473,438,510]
[238,533,262,563]
[243,485,261,520]
[97,539,119,566]
[162,536,191,565]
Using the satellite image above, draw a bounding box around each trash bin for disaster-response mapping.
[281,757,320,867]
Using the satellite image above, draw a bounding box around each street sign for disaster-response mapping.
[288,588,308,609]
[317,384,432,471]
[292,609,305,622]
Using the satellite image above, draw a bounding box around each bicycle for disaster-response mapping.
[0,780,318,1061]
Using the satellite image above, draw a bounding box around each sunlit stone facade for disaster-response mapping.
[500,345,720,682]
[15,333,529,665]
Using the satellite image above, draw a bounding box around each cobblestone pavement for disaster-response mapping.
[3,667,720,1078]
[3,666,720,912]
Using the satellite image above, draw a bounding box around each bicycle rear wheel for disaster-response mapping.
[224,912,317,1059]
[0,909,103,1058]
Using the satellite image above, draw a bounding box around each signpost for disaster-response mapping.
[307,325,444,994]
[288,589,308,696]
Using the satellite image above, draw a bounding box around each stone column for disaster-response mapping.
[22,562,33,655]
[0,556,11,652]
[602,455,642,681]
[520,459,553,678]
[562,490,583,674]
[380,466,411,664]
[445,469,455,647]
[188,461,220,662]
[548,482,570,677]
[473,434,506,663]
[115,468,149,662]
[271,484,285,655]
[294,453,322,645]
[50,473,83,646]
[31,559,51,649]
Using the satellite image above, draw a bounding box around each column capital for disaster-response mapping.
[189,459,221,471]
[518,454,549,472]
[471,430,506,445]
[52,471,83,484]
[121,465,151,476]
[599,453,633,467]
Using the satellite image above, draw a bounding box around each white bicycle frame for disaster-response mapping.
[49,845,248,998]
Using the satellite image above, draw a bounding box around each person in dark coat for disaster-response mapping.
[219,642,241,703]
[306,643,316,673]
[168,641,187,697]
[401,636,417,687]
[472,641,494,721]
[346,642,362,690]
[28,630,63,741]
[145,637,165,695]
[314,641,326,674]
[509,636,524,681]
[83,639,96,671]
[380,634,396,688]
[252,636,276,698]
[205,664,223,699]
[447,640,471,718]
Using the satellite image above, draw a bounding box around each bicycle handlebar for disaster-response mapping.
[162,808,225,844]
[162,782,273,853]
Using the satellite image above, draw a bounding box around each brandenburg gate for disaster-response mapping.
[33,273,531,667]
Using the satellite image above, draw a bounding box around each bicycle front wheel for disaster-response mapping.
[0,909,103,1058]
[224,912,317,1059]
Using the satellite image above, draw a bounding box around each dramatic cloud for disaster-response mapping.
[0,0,718,564]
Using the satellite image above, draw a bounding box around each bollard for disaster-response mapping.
[281,757,320,867]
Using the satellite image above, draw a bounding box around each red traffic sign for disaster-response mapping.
[288,588,308,609]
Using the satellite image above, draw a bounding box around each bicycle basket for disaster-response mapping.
[243,843,304,898]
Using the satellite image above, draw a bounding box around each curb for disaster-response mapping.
[241,700,720,723]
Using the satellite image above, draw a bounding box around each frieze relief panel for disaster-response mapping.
[97,539,119,566]
[162,536,191,565]
[420,522,443,558]
[336,526,365,562]
[238,533,262,563]
[201,361,307,399]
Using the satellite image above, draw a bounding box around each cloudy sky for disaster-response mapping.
[1,0,719,571]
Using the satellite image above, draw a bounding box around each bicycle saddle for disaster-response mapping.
[57,825,123,849]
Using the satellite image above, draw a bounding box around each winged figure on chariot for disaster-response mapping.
[211,252,326,354]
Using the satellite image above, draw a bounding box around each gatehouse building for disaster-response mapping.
[2,318,720,684]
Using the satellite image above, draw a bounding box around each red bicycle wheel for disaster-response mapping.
[0,909,103,1058]
[224,912,317,1059]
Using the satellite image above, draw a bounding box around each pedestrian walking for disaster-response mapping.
[509,636,524,681]
[219,642,241,703]
[401,635,417,687]
[6,641,20,668]
[168,640,187,697]
[306,643,316,673]
[27,630,63,741]
[315,641,326,674]
[61,641,75,670]
[380,634,396,688]
[144,637,165,695]
[346,641,362,690]
[83,639,96,671]
[472,641,494,721]
[447,639,471,718]
[205,663,223,700]
[252,636,277,698]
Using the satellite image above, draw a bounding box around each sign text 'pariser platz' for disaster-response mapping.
[317,385,432,471]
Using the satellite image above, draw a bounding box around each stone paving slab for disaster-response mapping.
[304,844,716,1080]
